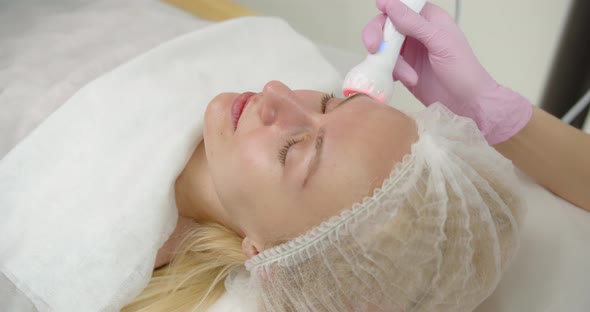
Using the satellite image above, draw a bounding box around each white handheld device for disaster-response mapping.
[342,0,427,103]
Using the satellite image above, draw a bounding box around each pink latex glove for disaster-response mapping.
[362,0,532,145]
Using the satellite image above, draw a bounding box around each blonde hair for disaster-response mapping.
[122,222,245,312]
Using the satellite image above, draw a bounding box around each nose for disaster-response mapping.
[259,81,312,127]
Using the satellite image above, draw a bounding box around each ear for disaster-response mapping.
[241,237,261,259]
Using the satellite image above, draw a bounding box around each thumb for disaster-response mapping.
[392,56,418,86]
[362,14,387,54]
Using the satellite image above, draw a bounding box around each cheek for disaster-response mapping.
[235,136,281,183]
[207,133,281,206]
[228,139,292,237]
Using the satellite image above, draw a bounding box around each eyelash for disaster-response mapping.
[278,93,333,166]
[279,138,300,165]
[320,93,334,114]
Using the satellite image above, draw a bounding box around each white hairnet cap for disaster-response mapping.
[226,103,527,312]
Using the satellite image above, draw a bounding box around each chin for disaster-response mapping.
[204,93,235,140]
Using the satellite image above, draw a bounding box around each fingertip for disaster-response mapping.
[405,72,418,87]
[403,68,418,87]
[365,33,380,54]
[393,57,419,86]
[362,14,387,53]
[395,74,419,89]
[362,30,381,53]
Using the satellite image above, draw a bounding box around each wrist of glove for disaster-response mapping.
[462,83,533,145]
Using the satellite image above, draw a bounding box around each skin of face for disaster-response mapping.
[203,80,417,254]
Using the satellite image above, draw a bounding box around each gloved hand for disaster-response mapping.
[362,0,532,145]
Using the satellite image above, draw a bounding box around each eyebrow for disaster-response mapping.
[334,93,365,110]
[302,93,366,187]
[303,127,325,187]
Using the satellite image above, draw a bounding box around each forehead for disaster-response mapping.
[293,95,418,230]
[324,95,417,172]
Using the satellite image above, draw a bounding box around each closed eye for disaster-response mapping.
[278,138,299,165]
[278,93,333,166]
[320,93,334,114]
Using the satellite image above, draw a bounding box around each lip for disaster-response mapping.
[231,92,256,130]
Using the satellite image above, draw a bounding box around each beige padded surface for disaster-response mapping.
[163,0,256,21]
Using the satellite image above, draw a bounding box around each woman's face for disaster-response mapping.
[204,81,417,249]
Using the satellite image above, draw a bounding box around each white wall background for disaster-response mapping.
[235,0,574,113]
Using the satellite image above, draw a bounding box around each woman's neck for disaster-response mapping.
[174,142,241,236]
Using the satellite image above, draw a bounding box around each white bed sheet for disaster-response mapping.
[475,173,590,312]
